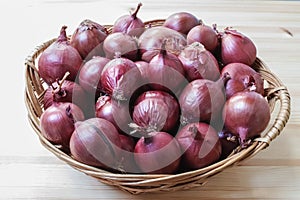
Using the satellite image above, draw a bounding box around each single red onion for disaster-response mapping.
[69,118,122,170]
[131,91,180,134]
[103,32,139,61]
[139,26,187,62]
[179,73,230,125]
[221,62,264,99]
[178,42,220,82]
[223,91,270,146]
[40,102,85,147]
[100,57,142,101]
[71,19,108,60]
[78,56,110,95]
[147,41,186,92]
[221,28,257,66]
[134,131,181,174]
[112,3,145,37]
[38,26,83,84]
[163,12,200,34]
[176,122,222,170]
[95,95,132,134]
[187,22,219,53]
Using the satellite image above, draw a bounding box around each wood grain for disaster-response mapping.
[2,0,300,199]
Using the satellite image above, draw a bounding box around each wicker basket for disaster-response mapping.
[25,20,291,194]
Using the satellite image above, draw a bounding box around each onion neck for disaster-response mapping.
[188,125,203,140]
[52,72,70,98]
[65,105,75,123]
[224,28,244,39]
[143,136,153,145]
[244,75,257,92]
[57,26,68,42]
[217,72,231,89]
[132,3,142,19]
[160,40,168,56]
[237,127,249,147]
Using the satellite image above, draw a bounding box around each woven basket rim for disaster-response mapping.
[24,19,291,194]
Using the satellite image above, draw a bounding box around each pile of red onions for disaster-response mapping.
[37,10,271,175]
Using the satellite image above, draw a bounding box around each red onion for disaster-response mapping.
[78,56,110,95]
[221,62,264,99]
[69,118,122,170]
[38,26,83,84]
[147,41,186,92]
[178,42,220,82]
[103,32,139,61]
[221,28,257,66]
[95,95,132,134]
[134,131,181,174]
[71,19,108,60]
[138,26,187,62]
[223,91,270,146]
[187,22,219,53]
[179,73,230,125]
[112,3,145,37]
[163,12,199,34]
[131,91,180,134]
[176,122,222,170]
[40,102,85,147]
[100,57,142,101]
[218,129,240,159]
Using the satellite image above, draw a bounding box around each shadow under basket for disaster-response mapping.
[24,20,291,194]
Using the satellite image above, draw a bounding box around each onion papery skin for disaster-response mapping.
[223,91,271,145]
[69,118,122,170]
[134,132,181,174]
[221,62,264,99]
[163,12,199,34]
[176,122,222,170]
[139,26,187,62]
[187,23,219,53]
[40,102,85,148]
[78,56,110,95]
[71,19,108,60]
[178,42,220,82]
[221,29,257,66]
[103,32,139,61]
[38,26,83,84]
[100,57,142,101]
[132,91,180,133]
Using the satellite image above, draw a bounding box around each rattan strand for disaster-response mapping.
[24,20,291,194]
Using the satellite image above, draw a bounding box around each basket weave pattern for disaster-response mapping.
[25,20,291,194]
